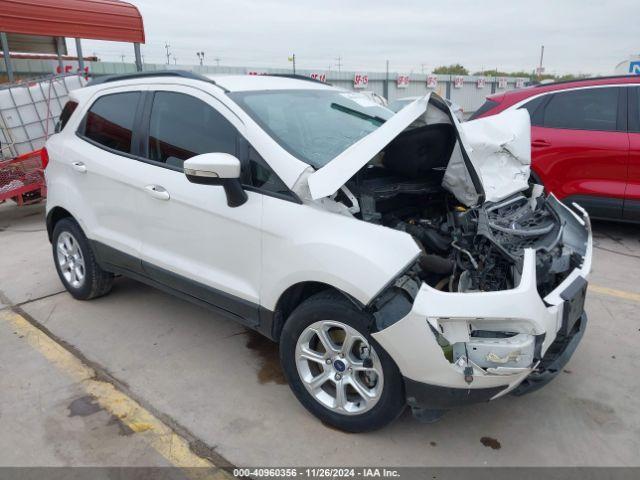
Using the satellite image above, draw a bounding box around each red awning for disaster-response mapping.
[0,0,145,44]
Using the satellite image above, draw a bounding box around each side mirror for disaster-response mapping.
[184,153,248,207]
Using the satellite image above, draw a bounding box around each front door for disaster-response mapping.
[135,87,263,326]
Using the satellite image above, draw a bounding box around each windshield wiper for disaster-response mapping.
[330,103,386,125]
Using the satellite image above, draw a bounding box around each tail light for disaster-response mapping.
[41,147,49,169]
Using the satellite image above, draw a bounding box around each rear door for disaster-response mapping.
[625,86,640,221]
[68,88,147,270]
[527,86,629,219]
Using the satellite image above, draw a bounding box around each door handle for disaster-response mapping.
[71,161,87,173]
[532,139,551,148]
[144,184,170,201]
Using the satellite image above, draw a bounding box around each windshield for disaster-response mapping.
[229,89,394,168]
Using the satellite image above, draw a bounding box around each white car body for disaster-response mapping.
[45,72,592,422]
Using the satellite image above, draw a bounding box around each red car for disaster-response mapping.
[470,75,640,222]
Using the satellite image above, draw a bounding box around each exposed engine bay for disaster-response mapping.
[302,93,591,390]
[333,122,580,300]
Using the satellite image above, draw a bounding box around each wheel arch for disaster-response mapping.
[46,206,74,242]
[268,281,360,342]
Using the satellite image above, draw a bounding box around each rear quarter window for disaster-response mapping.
[55,101,78,133]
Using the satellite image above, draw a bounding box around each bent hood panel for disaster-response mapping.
[307,94,431,200]
[458,109,531,204]
[307,93,532,206]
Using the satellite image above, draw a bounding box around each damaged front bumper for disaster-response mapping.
[371,197,593,411]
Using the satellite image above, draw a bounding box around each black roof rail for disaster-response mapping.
[533,74,639,88]
[264,73,331,86]
[86,70,229,92]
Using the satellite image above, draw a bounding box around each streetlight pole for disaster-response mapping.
[335,56,342,72]
[165,42,171,65]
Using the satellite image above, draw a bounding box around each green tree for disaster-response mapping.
[432,64,469,75]
[473,69,533,78]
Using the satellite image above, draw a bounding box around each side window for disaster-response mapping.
[541,88,618,131]
[55,100,78,133]
[82,92,140,153]
[519,96,546,126]
[147,92,237,169]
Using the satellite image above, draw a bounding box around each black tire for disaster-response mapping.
[280,291,406,432]
[52,217,114,300]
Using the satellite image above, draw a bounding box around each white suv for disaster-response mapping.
[45,72,592,432]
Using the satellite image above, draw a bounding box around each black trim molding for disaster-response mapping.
[91,241,275,335]
[404,379,505,410]
[562,195,623,220]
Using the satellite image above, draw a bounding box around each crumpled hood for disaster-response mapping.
[307,95,431,200]
[454,108,531,204]
[306,93,531,206]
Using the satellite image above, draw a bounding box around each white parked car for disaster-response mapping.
[358,90,388,107]
[389,96,465,122]
[44,72,592,432]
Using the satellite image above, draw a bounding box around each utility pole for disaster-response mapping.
[384,60,389,99]
[165,41,171,65]
[120,54,125,63]
[335,56,342,72]
[173,56,178,65]
[288,53,296,75]
[537,45,545,79]
[197,51,205,66]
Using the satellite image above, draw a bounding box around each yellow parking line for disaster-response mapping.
[589,284,640,303]
[1,309,232,479]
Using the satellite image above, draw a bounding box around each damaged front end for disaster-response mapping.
[300,92,592,414]
[369,193,591,412]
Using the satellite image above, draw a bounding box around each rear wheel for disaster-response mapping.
[52,218,114,300]
[280,292,405,432]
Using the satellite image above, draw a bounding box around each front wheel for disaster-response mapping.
[280,292,405,432]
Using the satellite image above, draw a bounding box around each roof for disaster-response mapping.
[206,74,334,92]
[0,0,145,43]
[488,75,640,106]
[74,72,335,102]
